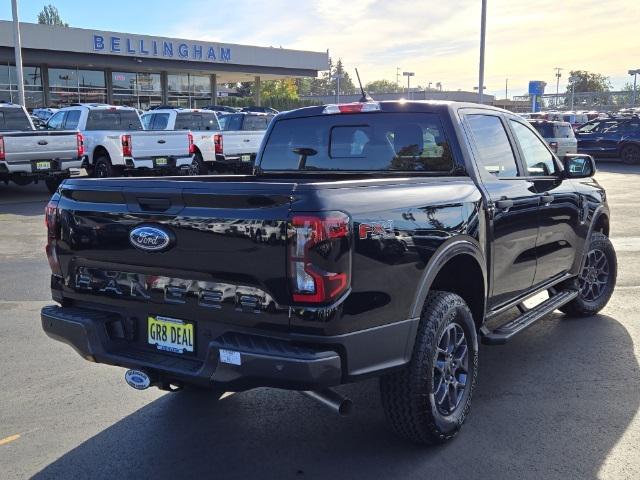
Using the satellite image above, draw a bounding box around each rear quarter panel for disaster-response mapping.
[291,178,485,335]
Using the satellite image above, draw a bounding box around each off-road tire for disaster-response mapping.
[93,156,118,178]
[559,232,617,317]
[621,145,640,165]
[380,291,478,444]
[45,176,64,194]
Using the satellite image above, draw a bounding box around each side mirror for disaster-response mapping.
[563,154,596,178]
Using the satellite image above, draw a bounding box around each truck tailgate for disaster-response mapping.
[55,178,295,329]
[4,131,78,163]
[131,131,190,158]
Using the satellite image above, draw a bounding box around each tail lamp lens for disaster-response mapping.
[214,134,223,155]
[76,132,85,157]
[549,141,558,153]
[0,136,5,160]
[288,212,351,304]
[45,199,62,276]
[188,132,196,154]
[121,134,132,156]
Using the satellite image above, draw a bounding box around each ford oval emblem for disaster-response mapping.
[129,225,173,252]
[125,369,151,390]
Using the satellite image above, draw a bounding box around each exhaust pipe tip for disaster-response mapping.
[301,388,353,416]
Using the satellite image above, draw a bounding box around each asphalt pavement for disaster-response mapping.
[1,165,639,480]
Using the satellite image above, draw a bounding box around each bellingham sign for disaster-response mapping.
[92,34,232,63]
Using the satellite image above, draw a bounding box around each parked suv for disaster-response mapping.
[41,101,615,445]
[528,120,577,157]
[576,117,640,164]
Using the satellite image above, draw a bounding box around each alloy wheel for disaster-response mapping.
[579,248,610,301]
[433,322,469,415]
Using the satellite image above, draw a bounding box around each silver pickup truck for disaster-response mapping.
[46,104,195,178]
[215,112,274,172]
[0,102,82,193]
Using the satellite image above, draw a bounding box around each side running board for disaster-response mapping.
[481,289,579,345]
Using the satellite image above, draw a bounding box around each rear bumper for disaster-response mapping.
[122,156,194,171]
[41,304,418,391]
[0,158,82,176]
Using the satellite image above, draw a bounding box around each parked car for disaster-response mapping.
[32,107,58,122]
[528,120,577,157]
[240,106,279,114]
[576,117,640,164]
[141,108,221,174]
[41,100,615,445]
[0,102,83,193]
[203,105,239,114]
[215,112,275,171]
[45,104,195,177]
[547,112,589,130]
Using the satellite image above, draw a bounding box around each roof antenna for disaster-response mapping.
[355,68,373,103]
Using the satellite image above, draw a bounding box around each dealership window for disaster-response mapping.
[112,72,162,110]
[48,68,106,107]
[0,63,44,109]
[167,73,211,108]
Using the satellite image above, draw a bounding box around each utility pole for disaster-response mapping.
[554,67,563,108]
[505,78,508,100]
[331,73,344,103]
[11,0,25,107]
[396,67,401,88]
[629,69,640,107]
[478,0,487,104]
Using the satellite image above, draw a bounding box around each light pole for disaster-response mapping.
[396,67,401,88]
[330,73,344,103]
[11,0,25,107]
[403,71,414,99]
[569,75,578,111]
[554,67,563,108]
[629,69,640,107]
[478,0,487,104]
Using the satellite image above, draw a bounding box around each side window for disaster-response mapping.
[510,120,557,176]
[47,111,66,130]
[141,114,153,129]
[152,113,170,130]
[243,115,271,131]
[466,114,518,177]
[63,110,81,130]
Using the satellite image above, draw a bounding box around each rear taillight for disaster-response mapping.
[0,136,5,160]
[76,132,84,158]
[188,132,196,154]
[121,134,132,156]
[214,134,223,155]
[45,198,62,276]
[549,141,558,153]
[288,212,351,304]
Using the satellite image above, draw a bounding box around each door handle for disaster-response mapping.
[243,139,250,142]
[37,140,48,145]
[495,199,514,211]
[540,194,554,206]
[157,139,166,144]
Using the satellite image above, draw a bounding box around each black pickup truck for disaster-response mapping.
[41,101,616,444]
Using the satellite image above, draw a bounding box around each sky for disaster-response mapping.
[1,0,638,97]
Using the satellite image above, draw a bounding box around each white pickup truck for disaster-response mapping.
[141,108,221,174]
[46,104,195,178]
[0,102,82,193]
[215,112,274,172]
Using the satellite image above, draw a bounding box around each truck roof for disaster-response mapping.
[58,104,138,111]
[0,101,24,109]
[143,108,218,114]
[276,100,510,121]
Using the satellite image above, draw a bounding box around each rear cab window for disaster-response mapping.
[0,108,32,131]
[175,112,220,131]
[259,112,454,172]
[85,109,143,131]
[243,115,273,131]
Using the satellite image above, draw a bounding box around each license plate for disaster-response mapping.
[148,316,194,354]
[156,157,168,166]
[241,155,251,162]
[36,161,51,170]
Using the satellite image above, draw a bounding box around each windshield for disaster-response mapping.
[259,112,454,173]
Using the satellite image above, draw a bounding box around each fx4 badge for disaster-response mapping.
[358,221,394,239]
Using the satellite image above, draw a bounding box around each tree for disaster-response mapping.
[364,79,401,94]
[332,59,356,94]
[261,79,298,100]
[566,70,611,93]
[37,4,68,27]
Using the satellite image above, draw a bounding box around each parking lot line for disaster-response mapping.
[0,434,21,446]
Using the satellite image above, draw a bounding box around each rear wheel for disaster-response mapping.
[192,152,208,175]
[93,156,117,178]
[380,291,478,444]
[45,176,64,194]
[621,145,640,165]
[559,232,617,317]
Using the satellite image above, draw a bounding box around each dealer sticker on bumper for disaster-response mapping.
[148,315,194,354]
[219,349,241,365]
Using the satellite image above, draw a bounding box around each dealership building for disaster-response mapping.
[0,21,328,110]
